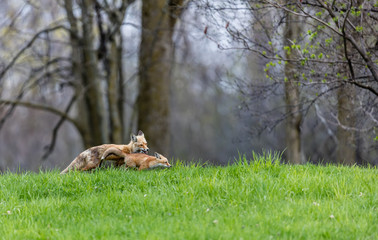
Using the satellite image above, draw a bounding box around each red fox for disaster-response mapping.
[60,130,148,174]
[100,151,171,171]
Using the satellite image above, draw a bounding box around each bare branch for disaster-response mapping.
[42,95,78,160]
[347,80,378,96]
[0,25,69,81]
[0,99,79,127]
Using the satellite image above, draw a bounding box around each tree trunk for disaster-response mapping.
[64,0,93,148]
[336,84,356,165]
[107,33,123,144]
[64,0,132,148]
[100,1,130,144]
[283,6,303,164]
[79,0,108,147]
[335,0,361,165]
[117,32,125,143]
[137,0,183,154]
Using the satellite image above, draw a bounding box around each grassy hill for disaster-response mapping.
[0,153,377,239]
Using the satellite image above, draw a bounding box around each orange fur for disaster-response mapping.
[100,152,171,171]
[124,152,171,171]
[60,131,148,174]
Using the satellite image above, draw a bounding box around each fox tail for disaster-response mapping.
[60,158,79,174]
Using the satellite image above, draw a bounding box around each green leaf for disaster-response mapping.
[356,26,363,32]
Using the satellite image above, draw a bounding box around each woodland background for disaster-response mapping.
[0,0,377,171]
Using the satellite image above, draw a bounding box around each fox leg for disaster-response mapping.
[81,161,99,171]
[138,164,149,171]
[99,147,125,168]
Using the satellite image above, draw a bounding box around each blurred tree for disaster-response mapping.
[137,0,184,155]
[63,0,132,147]
[0,0,134,158]
[336,0,364,165]
[258,0,377,164]
[200,0,377,164]
[283,2,304,164]
[0,0,189,163]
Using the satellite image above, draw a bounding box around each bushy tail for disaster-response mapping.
[60,166,70,174]
[60,158,79,174]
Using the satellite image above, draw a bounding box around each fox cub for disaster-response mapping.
[100,150,171,171]
[60,130,148,174]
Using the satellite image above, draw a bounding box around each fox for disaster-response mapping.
[60,130,149,174]
[100,151,171,171]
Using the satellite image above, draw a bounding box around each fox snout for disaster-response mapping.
[140,148,149,154]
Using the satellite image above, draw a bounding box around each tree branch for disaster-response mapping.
[0,25,68,81]
[347,80,378,96]
[0,99,79,127]
[42,95,78,160]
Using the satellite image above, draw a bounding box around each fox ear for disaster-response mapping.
[154,152,161,159]
[131,134,137,142]
[138,130,144,136]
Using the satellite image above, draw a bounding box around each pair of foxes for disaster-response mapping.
[60,130,171,174]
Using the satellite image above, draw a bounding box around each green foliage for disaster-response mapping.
[0,155,376,239]
[284,46,291,55]
[291,44,300,50]
[355,26,363,32]
[309,31,318,41]
[325,38,333,46]
[351,7,361,17]
[302,73,307,81]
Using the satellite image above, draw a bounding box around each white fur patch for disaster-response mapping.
[82,149,91,158]
[153,163,169,169]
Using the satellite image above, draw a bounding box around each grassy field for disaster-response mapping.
[0,153,377,239]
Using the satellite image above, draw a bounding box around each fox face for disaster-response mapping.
[153,152,171,168]
[131,130,149,154]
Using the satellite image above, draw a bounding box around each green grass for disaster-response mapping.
[0,153,377,239]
